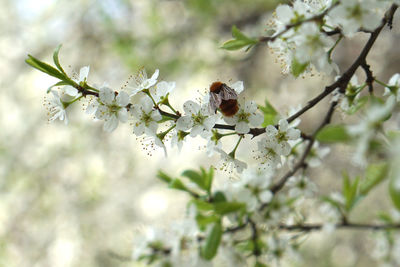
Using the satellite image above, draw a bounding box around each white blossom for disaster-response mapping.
[329,0,384,37]
[384,73,400,102]
[216,148,247,174]
[223,101,264,134]
[127,68,159,97]
[150,81,175,104]
[131,95,161,136]
[176,100,217,137]
[266,119,301,156]
[63,66,90,97]
[93,86,129,132]
[292,23,335,73]
[255,136,282,170]
[286,175,317,198]
[45,90,68,124]
[347,96,396,165]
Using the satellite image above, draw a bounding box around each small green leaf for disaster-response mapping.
[291,57,309,78]
[204,167,214,192]
[195,214,220,230]
[191,199,214,211]
[157,170,173,183]
[342,173,360,211]
[259,99,278,127]
[201,222,222,260]
[389,175,400,211]
[182,169,206,191]
[255,262,268,267]
[221,39,256,51]
[212,191,227,203]
[47,81,71,93]
[169,178,189,192]
[231,25,248,40]
[213,202,245,215]
[53,44,66,75]
[26,55,68,81]
[316,125,351,143]
[360,162,389,195]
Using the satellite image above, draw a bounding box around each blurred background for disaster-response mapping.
[1,0,399,266]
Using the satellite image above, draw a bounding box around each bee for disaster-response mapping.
[208,81,239,117]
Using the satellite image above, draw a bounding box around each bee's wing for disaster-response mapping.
[220,84,238,100]
[209,92,222,114]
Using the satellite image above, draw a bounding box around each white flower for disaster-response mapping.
[329,0,383,37]
[255,136,282,170]
[347,96,396,165]
[63,66,90,97]
[149,81,175,104]
[176,100,217,137]
[131,96,161,136]
[240,168,274,204]
[306,141,331,167]
[286,175,317,198]
[216,148,247,174]
[384,73,400,102]
[94,86,130,132]
[171,130,189,151]
[45,90,68,124]
[204,130,223,157]
[292,23,335,73]
[266,119,301,156]
[223,101,264,134]
[127,68,159,97]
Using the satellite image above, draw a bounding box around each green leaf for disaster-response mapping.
[221,39,256,51]
[360,162,389,195]
[53,44,67,75]
[26,55,68,81]
[47,81,71,93]
[195,214,220,230]
[201,222,222,260]
[213,202,245,215]
[231,25,249,40]
[157,170,173,183]
[212,191,227,203]
[255,262,268,267]
[342,172,360,211]
[191,199,214,211]
[316,125,351,143]
[182,169,207,191]
[259,99,278,127]
[291,57,309,78]
[169,178,189,192]
[204,167,214,193]
[389,175,400,211]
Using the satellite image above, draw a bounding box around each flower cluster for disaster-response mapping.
[268,0,396,75]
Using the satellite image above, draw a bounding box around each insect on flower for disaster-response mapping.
[208,81,239,117]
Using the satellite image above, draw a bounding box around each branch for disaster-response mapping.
[269,101,338,195]
[279,222,400,231]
